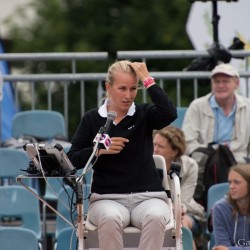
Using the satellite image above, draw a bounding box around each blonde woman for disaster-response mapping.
[68,60,177,250]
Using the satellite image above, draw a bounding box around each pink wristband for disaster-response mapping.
[143,77,155,88]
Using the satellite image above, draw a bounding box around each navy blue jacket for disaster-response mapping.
[68,84,177,194]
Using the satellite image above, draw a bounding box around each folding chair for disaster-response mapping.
[42,169,92,238]
[171,107,187,128]
[0,185,42,249]
[181,227,193,250]
[0,227,39,250]
[55,184,91,238]
[84,155,182,250]
[54,227,78,250]
[12,109,68,239]
[206,182,229,250]
[12,110,67,140]
[0,147,32,187]
[207,182,229,215]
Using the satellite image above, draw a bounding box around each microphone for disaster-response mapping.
[93,111,117,150]
[100,111,117,134]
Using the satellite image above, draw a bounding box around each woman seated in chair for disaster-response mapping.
[153,126,206,250]
[212,164,250,250]
[67,60,177,250]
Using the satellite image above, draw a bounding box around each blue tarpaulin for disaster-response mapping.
[0,40,17,143]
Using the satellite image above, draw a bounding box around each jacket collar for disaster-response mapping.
[98,99,136,118]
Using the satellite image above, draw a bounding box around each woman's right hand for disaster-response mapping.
[98,137,129,155]
[129,62,150,82]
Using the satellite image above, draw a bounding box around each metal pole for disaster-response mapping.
[76,182,85,250]
[0,71,3,145]
[211,0,220,44]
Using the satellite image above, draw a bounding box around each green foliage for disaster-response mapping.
[4,0,203,138]
[6,0,192,59]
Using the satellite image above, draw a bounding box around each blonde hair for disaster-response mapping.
[228,164,250,216]
[106,60,138,85]
[153,126,186,158]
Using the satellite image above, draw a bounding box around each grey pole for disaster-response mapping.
[0,71,3,145]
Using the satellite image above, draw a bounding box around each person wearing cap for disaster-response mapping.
[182,63,250,164]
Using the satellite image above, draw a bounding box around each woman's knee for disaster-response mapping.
[90,202,129,229]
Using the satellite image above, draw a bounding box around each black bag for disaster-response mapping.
[191,144,237,209]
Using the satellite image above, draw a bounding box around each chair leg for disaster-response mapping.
[42,203,47,250]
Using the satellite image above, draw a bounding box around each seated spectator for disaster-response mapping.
[153,126,206,250]
[212,164,250,250]
[182,63,250,164]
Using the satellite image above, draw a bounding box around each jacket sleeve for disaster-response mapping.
[182,99,209,155]
[213,202,232,246]
[147,84,177,130]
[67,113,97,169]
[180,156,205,219]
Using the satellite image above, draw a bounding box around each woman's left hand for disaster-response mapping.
[213,245,229,250]
[98,137,129,155]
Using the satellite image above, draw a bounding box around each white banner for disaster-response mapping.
[186,0,250,96]
[0,71,3,101]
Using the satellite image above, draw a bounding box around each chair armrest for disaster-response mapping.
[170,173,182,239]
[85,216,98,231]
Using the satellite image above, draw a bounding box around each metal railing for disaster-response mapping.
[0,52,108,135]
[117,49,250,105]
[0,52,108,73]
[1,50,250,137]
